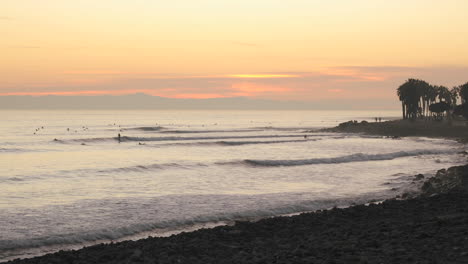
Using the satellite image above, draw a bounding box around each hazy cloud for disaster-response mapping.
[0,16,12,20]
[2,65,467,110]
[333,65,468,87]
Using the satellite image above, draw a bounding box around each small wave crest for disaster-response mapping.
[217,139,310,146]
[0,147,30,153]
[239,149,458,167]
[97,162,194,173]
[122,134,306,142]
[0,148,22,153]
[251,126,316,131]
[155,139,312,147]
[57,133,327,144]
[123,126,165,131]
[56,137,117,144]
[160,129,264,134]
[0,177,26,182]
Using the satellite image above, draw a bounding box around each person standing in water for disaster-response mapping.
[118,133,121,143]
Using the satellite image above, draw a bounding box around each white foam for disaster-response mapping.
[245,149,458,167]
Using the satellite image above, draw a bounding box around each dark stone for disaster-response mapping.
[421,165,468,196]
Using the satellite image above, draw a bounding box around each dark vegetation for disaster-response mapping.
[397,79,468,120]
[325,79,468,141]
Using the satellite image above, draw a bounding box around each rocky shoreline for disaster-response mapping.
[4,164,468,264]
[321,119,468,142]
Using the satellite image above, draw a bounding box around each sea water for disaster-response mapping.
[0,110,466,261]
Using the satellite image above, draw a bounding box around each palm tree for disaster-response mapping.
[396,79,468,120]
[426,85,438,118]
[450,86,460,106]
[436,86,452,118]
[436,86,451,103]
[420,84,431,117]
[459,82,468,104]
[425,85,437,117]
[397,82,409,119]
[449,87,460,120]
[397,79,427,119]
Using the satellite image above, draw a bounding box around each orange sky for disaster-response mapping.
[1,0,468,107]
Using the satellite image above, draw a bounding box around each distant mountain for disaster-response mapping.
[0,93,398,110]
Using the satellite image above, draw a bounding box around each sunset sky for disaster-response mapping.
[2,0,468,107]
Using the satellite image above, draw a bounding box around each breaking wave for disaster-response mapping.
[0,147,49,153]
[0,148,25,153]
[123,135,307,142]
[149,139,312,147]
[97,162,199,173]
[0,193,391,256]
[123,126,165,131]
[59,134,311,144]
[0,177,26,182]
[159,129,264,134]
[251,126,318,131]
[216,139,310,146]
[240,149,459,167]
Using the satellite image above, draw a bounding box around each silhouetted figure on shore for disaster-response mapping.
[375,117,378,122]
[378,117,382,122]
[118,133,121,143]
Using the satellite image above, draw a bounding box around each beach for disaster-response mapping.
[3,119,468,264]
[4,165,468,264]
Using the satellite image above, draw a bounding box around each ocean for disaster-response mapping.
[0,110,465,261]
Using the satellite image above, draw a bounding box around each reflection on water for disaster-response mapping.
[1,110,464,260]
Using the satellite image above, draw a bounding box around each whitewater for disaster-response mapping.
[0,110,466,261]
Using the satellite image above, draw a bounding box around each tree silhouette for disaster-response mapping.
[454,104,468,119]
[397,79,429,119]
[459,82,468,104]
[397,79,467,120]
[435,86,452,103]
[429,102,450,120]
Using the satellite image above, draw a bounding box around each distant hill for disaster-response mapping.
[0,93,398,110]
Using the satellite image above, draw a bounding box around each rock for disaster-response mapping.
[421,165,468,195]
[414,174,425,180]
